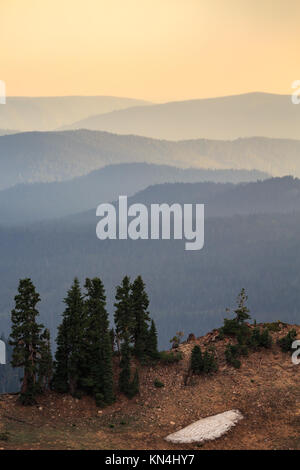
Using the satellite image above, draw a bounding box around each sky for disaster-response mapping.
[1,0,299,102]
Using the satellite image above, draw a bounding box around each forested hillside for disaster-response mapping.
[0,164,266,225]
[0,181,299,348]
[1,129,300,189]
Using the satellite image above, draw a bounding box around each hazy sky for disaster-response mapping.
[1,0,299,101]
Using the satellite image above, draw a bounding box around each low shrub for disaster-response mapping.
[159,350,183,364]
[191,345,218,375]
[225,344,241,369]
[264,321,283,332]
[278,329,297,352]
[249,327,273,350]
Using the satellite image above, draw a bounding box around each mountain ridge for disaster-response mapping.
[1,129,300,189]
[61,92,300,141]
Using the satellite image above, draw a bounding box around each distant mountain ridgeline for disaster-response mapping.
[0,163,268,225]
[128,176,300,218]
[0,96,151,132]
[62,92,300,141]
[1,129,300,190]
[0,177,300,349]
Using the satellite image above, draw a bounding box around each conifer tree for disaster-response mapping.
[53,278,85,396]
[234,288,251,324]
[9,279,45,405]
[114,276,134,351]
[131,276,151,359]
[52,316,69,393]
[83,277,115,405]
[191,345,203,374]
[146,319,159,360]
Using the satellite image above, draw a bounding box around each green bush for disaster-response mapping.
[191,345,203,374]
[191,345,218,375]
[154,379,164,388]
[249,327,273,350]
[203,348,218,373]
[217,328,225,340]
[259,329,273,348]
[264,321,282,332]
[225,344,241,369]
[159,350,183,364]
[278,329,297,352]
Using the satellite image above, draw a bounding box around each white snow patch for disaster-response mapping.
[165,410,243,444]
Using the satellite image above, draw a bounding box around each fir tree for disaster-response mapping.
[83,277,115,405]
[114,276,134,352]
[131,276,151,359]
[146,319,159,360]
[53,278,85,395]
[191,345,203,374]
[234,288,251,324]
[9,279,45,405]
[202,348,218,373]
[52,316,69,393]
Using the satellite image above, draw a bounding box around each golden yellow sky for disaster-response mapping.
[1,0,299,101]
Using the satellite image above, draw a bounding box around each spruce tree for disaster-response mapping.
[83,277,115,405]
[52,316,69,393]
[114,276,134,352]
[53,278,85,396]
[131,276,151,359]
[191,345,203,374]
[9,279,45,405]
[234,288,251,324]
[146,319,159,360]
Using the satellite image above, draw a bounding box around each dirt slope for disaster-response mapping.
[0,323,299,450]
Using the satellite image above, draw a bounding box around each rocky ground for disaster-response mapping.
[0,323,299,450]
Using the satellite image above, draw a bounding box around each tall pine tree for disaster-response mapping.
[146,319,159,360]
[9,279,45,405]
[83,278,115,405]
[114,276,134,354]
[53,278,85,396]
[131,276,151,360]
[52,315,69,393]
